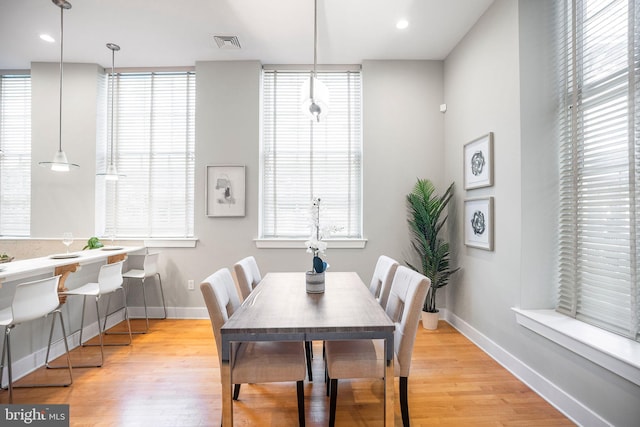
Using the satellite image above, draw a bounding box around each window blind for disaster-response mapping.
[261,70,362,239]
[0,74,31,237]
[96,71,196,238]
[557,0,640,341]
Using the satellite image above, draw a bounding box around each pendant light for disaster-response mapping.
[39,0,79,172]
[96,43,124,180]
[301,0,329,122]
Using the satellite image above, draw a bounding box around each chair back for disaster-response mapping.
[233,256,262,301]
[200,268,243,362]
[384,266,430,377]
[143,252,160,277]
[11,276,61,324]
[368,255,399,309]
[97,261,124,294]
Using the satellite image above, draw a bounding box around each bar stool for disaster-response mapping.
[0,275,73,403]
[105,252,166,334]
[53,260,132,368]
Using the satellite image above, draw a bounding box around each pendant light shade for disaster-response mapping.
[39,0,79,171]
[97,42,124,180]
[301,0,329,122]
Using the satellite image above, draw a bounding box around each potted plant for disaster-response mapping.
[406,178,459,329]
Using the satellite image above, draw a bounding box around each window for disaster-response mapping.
[96,71,196,238]
[557,0,640,341]
[0,74,31,237]
[260,69,362,240]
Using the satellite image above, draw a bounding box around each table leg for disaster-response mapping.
[221,345,233,426]
[384,337,394,426]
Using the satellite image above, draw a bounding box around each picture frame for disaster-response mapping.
[206,165,246,217]
[464,197,494,251]
[464,132,494,190]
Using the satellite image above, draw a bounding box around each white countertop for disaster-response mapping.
[0,246,146,284]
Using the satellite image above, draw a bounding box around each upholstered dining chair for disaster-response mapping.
[0,275,73,403]
[325,266,430,427]
[52,261,132,368]
[233,256,262,301]
[233,256,315,382]
[200,268,307,426]
[368,255,400,310]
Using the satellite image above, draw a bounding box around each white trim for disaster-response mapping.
[443,309,610,427]
[512,308,640,386]
[143,238,198,248]
[254,238,367,249]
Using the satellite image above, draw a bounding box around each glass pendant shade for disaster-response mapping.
[104,164,119,180]
[301,76,330,122]
[49,150,75,172]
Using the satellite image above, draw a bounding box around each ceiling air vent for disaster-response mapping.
[214,35,241,49]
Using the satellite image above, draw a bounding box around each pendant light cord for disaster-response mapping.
[109,47,115,166]
[311,0,318,99]
[58,4,64,152]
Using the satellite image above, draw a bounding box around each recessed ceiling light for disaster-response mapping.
[40,34,55,43]
[396,20,409,30]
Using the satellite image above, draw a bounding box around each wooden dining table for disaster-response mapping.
[220,271,396,426]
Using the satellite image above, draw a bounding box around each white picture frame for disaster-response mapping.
[464,197,494,251]
[464,132,494,190]
[206,165,246,217]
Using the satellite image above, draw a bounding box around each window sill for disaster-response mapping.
[142,238,198,248]
[254,238,367,249]
[512,308,640,386]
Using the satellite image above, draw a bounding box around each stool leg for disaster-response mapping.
[141,278,150,330]
[157,273,167,319]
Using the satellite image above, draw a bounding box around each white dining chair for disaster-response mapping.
[0,275,73,403]
[233,256,314,381]
[233,256,262,301]
[55,261,132,368]
[368,255,400,309]
[200,268,307,426]
[325,266,430,427]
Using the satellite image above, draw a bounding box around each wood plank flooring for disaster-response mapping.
[0,319,575,426]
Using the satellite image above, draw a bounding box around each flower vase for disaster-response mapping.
[306,271,325,293]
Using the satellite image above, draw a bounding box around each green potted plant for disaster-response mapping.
[406,178,459,329]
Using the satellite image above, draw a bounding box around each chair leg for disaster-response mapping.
[233,384,241,400]
[156,273,168,320]
[304,341,313,381]
[2,326,14,403]
[400,376,410,427]
[105,279,147,334]
[141,279,150,330]
[296,380,305,427]
[329,378,338,427]
[42,311,74,387]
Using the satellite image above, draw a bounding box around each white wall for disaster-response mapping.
[443,1,640,426]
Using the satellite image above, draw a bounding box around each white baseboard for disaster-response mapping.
[442,309,610,427]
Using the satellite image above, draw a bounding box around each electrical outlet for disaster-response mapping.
[187,279,194,290]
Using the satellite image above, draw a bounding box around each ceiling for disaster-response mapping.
[0,0,494,70]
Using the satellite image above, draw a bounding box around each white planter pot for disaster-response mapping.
[421,310,439,330]
[305,271,325,293]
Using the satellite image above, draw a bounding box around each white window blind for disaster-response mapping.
[261,70,362,239]
[557,0,640,341]
[96,71,195,238]
[0,74,31,237]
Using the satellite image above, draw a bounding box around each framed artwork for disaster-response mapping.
[464,197,494,251]
[464,132,494,190]
[206,165,246,217]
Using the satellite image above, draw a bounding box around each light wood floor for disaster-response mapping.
[1,319,574,426]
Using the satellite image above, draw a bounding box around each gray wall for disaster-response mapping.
[443,0,640,426]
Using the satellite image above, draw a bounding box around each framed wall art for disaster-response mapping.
[206,165,246,217]
[464,132,494,190]
[464,197,494,251]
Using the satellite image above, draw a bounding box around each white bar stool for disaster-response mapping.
[0,275,73,403]
[53,260,132,368]
[105,252,166,334]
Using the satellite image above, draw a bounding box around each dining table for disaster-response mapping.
[220,271,396,426]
